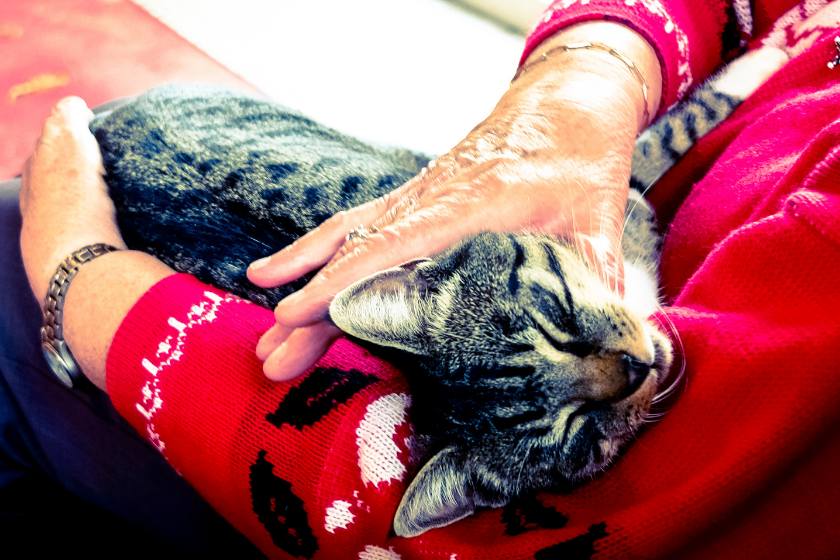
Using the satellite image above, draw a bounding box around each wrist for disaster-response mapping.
[23,221,127,305]
[40,244,123,389]
[509,21,662,137]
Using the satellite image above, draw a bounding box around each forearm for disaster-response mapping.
[18,97,177,393]
[62,251,175,391]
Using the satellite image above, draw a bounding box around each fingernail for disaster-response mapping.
[250,256,270,270]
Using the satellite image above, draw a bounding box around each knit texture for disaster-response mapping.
[106,5,840,559]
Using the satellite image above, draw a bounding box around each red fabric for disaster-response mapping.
[105,10,840,560]
[107,283,413,558]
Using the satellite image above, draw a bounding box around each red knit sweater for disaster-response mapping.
[107,1,840,558]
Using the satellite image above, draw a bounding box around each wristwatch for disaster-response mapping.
[41,243,121,389]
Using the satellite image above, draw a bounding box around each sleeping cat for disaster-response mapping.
[330,190,672,537]
[88,46,786,538]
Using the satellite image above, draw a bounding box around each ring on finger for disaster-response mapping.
[346,224,380,242]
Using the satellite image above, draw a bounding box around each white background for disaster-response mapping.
[133,0,538,155]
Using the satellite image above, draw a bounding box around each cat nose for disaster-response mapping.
[622,354,651,398]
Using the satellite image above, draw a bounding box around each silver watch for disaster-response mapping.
[41,243,121,389]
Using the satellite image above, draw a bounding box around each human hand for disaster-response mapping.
[248,22,662,382]
[20,97,127,304]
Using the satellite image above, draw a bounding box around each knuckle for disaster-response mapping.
[334,242,354,261]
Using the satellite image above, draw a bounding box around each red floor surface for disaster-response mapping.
[0,0,261,181]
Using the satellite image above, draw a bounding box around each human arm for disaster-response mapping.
[248,20,663,381]
[18,99,421,558]
[19,96,175,391]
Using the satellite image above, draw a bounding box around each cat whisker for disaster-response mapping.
[514,432,537,493]
[617,180,657,257]
[241,233,274,250]
[648,307,686,418]
[434,331,478,344]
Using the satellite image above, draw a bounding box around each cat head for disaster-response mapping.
[329,232,672,537]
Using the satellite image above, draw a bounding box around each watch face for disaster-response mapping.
[42,343,74,388]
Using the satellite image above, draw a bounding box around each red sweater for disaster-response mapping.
[107,2,840,558]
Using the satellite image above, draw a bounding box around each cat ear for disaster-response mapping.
[393,447,508,538]
[328,258,436,354]
[393,447,474,538]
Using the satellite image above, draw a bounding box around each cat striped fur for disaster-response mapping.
[630,46,789,192]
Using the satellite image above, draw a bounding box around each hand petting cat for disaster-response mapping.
[248,21,662,381]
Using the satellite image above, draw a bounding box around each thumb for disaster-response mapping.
[572,179,629,296]
[51,96,95,126]
[574,230,625,297]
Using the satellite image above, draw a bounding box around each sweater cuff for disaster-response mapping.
[521,1,716,112]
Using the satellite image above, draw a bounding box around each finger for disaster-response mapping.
[42,98,94,145]
[38,98,104,178]
[255,323,294,361]
[19,154,33,207]
[55,98,103,166]
[245,158,452,289]
[262,322,342,381]
[272,205,467,328]
[247,194,392,288]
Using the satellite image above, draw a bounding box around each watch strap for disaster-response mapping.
[41,243,121,389]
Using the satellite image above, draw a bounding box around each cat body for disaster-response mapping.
[91,85,430,309]
[89,47,785,537]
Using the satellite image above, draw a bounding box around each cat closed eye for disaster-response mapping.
[536,322,593,357]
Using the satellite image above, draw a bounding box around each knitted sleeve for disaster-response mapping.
[106,274,416,558]
[522,0,806,111]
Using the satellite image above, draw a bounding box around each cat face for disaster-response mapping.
[329,232,672,537]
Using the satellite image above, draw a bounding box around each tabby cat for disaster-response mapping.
[88,46,785,538]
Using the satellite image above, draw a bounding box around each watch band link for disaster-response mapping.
[41,243,121,389]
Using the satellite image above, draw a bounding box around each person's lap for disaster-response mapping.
[0,178,263,555]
